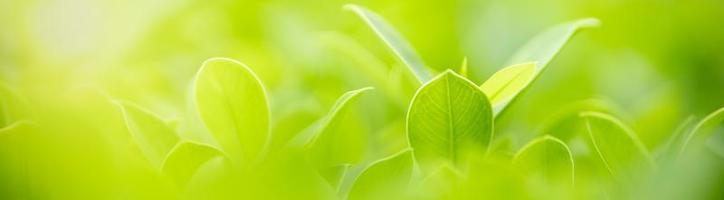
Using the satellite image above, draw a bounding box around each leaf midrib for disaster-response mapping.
[445,75,455,163]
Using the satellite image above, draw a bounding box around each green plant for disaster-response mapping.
[0,3,722,200]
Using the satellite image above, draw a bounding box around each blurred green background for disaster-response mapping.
[1,0,723,199]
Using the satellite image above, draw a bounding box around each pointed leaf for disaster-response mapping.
[161,141,227,186]
[115,101,179,168]
[344,4,432,83]
[581,111,654,181]
[513,135,574,185]
[306,87,373,168]
[407,70,493,171]
[193,57,271,164]
[480,62,536,114]
[493,18,600,116]
[680,107,724,155]
[348,149,413,200]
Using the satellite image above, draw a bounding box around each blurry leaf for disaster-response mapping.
[344,4,432,83]
[513,135,574,185]
[306,87,373,168]
[540,99,620,142]
[680,107,724,155]
[161,141,227,186]
[182,156,234,200]
[194,57,270,164]
[115,101,179,168]
[348,149,413,200]
[319,164,351,192]
[459,57,469,78]
[407,70,493,171]
[494,18,600,116]
[581,111,655,181]
[0,121,35,199]
[480,62,536,115]
[412,163,463,199]
[0,84,30,127]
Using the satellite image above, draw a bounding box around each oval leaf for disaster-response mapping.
[407,70,493,171]
[115,101,179,168]
[480,62,536,114]
[161,141,227,186]
[348,149,413,200]
[491,18,600,116]
[193,57,271,164]
[680,107,724,155]
[581,111,654,180]
[513,135,574,185]
[344,4,432,83]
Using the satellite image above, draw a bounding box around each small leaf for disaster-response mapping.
[344,4,432,83]
[161,141,227,186]
[407,70,493,171]
[492,18,600,116]
[513,135,574,185]
[114,101,179,168]
[194,57,271,164]
[480,62,536,114]
[581,111,654,181]
[348,149,413,200]
[306,87,373,168]
[679,107,724,155]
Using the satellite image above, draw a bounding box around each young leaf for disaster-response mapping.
[344,4,432,83]
[348,149,413,200]
[679,107,724,155]
[513,135,574,185]
[480,62,536,114]
[114,101,179,169]
[581,111,655,181]
[306,87,373,168]
[490,18,600,116]
[407,70,493,171]
[193,57,271,164]
[161,141,227,186]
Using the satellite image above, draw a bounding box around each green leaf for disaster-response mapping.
[114,101,179,168]
[480,62,536,115]
[344,4,432,83]
[348,149,413,200]
[0,84,30,128]
[492,18,600,116]
[306,87,373,168]
[407,70,493,171]
[319,164,352,192]
[459,57,469,78]
[161,141,227,186]
[193,57,271,164]
[680,107,724,155]
[513,135,574,185]
[581,111,654,181]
